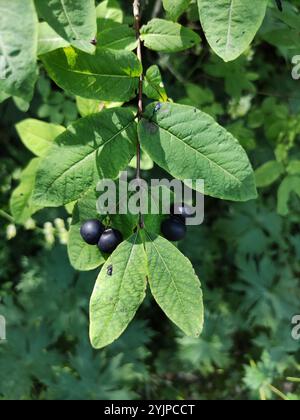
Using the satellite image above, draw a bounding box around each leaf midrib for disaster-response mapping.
[146,231,193,332]
[225,0,234,56]
[141,32,195,41]
[43,118,134,195]
[49,60,138,79]
[95,233,141,341]
[60,0,80,41]
[147,118,243,185]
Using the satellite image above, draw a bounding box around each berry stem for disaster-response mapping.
[133,0,144,229]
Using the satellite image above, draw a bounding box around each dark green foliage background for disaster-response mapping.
[0,0,300,400]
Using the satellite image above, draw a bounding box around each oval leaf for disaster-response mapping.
[16,119,65,157]
[41,46,142,102]
[255,160,284,188]
[90,232,147,349]
[10,158,41,224]
[0,0,38,101]
[143,65,168,102]
[35,0,97,54]
[145,231,203,337]
[138,102,257,202]
[277,175,300,216]
[198,0,268,62]
[140,18,200,53]
[98,24,137,51]
[32,108,137,207]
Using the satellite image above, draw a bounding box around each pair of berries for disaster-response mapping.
[161,203,193,242]
[80,220,123,254]
[81,203,192,251]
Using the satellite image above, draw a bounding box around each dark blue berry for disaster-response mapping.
[98,228,123,254]
[80,219,105,245]
[161,217,187,242]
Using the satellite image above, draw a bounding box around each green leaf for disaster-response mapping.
[37,22,69,55]
[287,160,300,176]
[197,0,268,62]
[10,158,41,224]
[162,0,191,21]
[140,19,200,53]
[65,201,76,215]
[144,231,203,337]
[90,232,147,349]
[255,161,284,188]
[96,0,123,31]
[143,65,168,102]
[16,119,65,157]
[32,108,137,207]
[76,97,101,117]
[0,92,10,103]
[68,189,105,272]
[76,96,123,117]
[13,97,30,113]
[138,102,257,202]
[35,0,97,54]
[98,24,137,51]
[277,175,300,216]
[0,0,38,101]
[41,46,142,102]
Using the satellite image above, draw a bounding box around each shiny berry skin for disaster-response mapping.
[98,228,123,254]
[161,217,187,242]
[171,203,194,221]
[80,219,105,245]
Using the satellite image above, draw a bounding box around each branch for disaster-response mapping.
[133,0,144,228]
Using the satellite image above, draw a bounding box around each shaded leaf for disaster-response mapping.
[0,0,38,101]
[98,24,137,51]
[35,0,97,54]
[143,65,168,102]
[68,189,105,271]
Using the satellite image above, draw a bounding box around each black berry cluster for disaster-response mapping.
[80,219,123,254]
[161,203,194,242]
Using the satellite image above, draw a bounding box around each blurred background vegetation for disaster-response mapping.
[0,0,300,400]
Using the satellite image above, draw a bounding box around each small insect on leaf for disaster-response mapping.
[107,265,113,276]
[154,102,162,113]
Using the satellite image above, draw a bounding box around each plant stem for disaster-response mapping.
[133,0,144,228]
[268,384,290,401]
[0,209,14,223]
